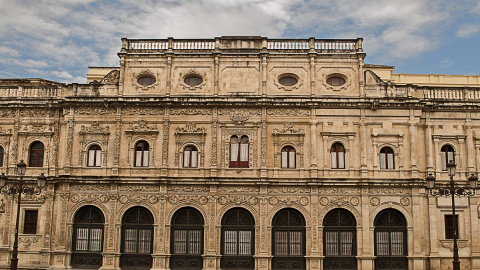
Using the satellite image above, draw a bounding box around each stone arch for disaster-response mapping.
[217,203,259,226]
[166,203,208,226]
[319,204,362,228]
[116,203,158,224]
[69,202,109,224]
[369,202,412,228]
[268,204,310,227]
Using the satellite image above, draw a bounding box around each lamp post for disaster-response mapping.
[0,160,46,270]
[426,161,478,270]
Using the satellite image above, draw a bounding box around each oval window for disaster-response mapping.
[279,76,298,86]
[137,76,156,86]
[326,76,346,86]
[184,75,203,86]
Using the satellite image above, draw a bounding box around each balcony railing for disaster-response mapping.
[423,87,480,100]
[122,37,363,54]
[0,86,58,97]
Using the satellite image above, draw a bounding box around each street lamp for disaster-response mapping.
[425,161,478,270]
[0,160,47,270]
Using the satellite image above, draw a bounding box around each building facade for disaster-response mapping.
[0,37,480,270]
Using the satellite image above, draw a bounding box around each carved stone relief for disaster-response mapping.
[319,196,359,206]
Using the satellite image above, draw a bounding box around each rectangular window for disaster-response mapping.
[138,229,152,253]
[76,228,89,251]
[376,231,390,256]
[188,230,201,254]
[224,230,238,255]
[238,231,251,255]
[124,229,138,252]
[275,231,288,255]
[23,210,38,234]
[445,215,458,239]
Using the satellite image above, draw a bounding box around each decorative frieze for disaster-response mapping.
[266,108,310,116]
[119,194,158,204]
[218,186,259,193]
[218,195,259,205]
[122,107,164,115]
[0,109,15,117]
[319,196,359,206]
[74,107,116,115]
[20,108,55,118]
[167,195,208,205]
[268,186,310,193]
[167,185,209,193]
[118,185,160,192]
[268,196,309,206]
[368,187,412,195]
[169,107,213,115]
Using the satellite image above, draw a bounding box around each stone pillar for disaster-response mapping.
[310,119,318,178]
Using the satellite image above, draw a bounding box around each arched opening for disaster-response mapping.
[120,207,154,270]
[323,209,357,270]
[281,146,296,169]
[221,208,255,269]
[170,207,204,269]
[87,145,102,167]
[29,141,44,167]
[71,206,105,269]
[134,141,149,167]
[272,208,306,270]
[379,147,394,169]
[374,209,407,270]
[330,142,345,169]
[183,145,198,168]
[441,144,455,171]
[230,135,249,168]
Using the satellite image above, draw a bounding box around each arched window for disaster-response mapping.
[379,147,395,169]
[330,143,345,169]
[134,141,149,167]
[29,141,44,167]
[374,209,408,270]
[0,145,4,167]
[87,145,102,167]
[221,208,255,269]
[323,209,357,270]
[272,209,306,270]
[71,206,105,269]
[183,145,198,168]
[281,146,296,169]
[441,144,455,171]
[230,135,249,168]
[170,208,204,270]
[121,207,154,270]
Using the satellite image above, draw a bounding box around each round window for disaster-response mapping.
[137,76,156,86]
[326,76,346,86]
[184,75,203,86]
[279,76,298,86]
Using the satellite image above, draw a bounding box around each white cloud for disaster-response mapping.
[0,0,477,81]
[456,24,480,38]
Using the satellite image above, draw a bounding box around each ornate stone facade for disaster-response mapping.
[0,37,480,270]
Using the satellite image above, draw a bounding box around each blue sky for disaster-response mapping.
[1,0,479,83]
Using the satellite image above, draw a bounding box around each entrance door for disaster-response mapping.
[272,208,306,270]
[323,209,357,270]
[71,206,104,269]
[120,207,154,270]
[170,207,204,270]
[221,208,255,269]
[374,209,408,270]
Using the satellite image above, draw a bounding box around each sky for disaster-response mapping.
[0,0,479,84]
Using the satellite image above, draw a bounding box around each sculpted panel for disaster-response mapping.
[220,66,260,93]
